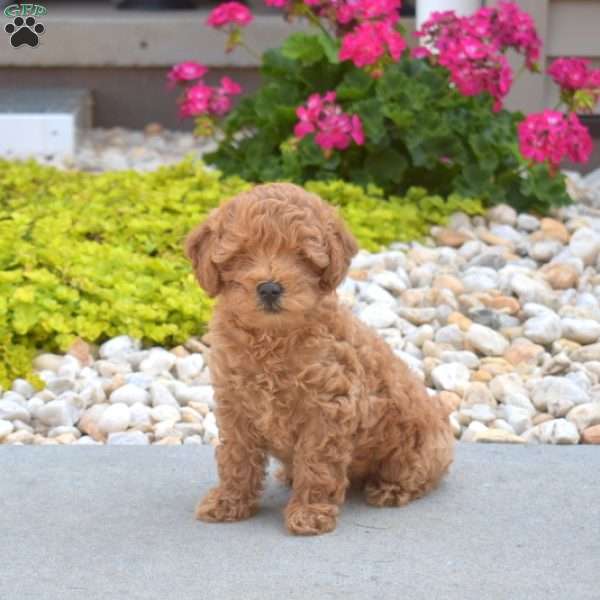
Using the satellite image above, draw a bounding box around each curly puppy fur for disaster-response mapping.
[185,183,454,536]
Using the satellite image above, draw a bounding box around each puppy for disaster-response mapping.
[185,183,454,535]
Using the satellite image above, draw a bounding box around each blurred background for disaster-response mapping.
[1,0,598,168]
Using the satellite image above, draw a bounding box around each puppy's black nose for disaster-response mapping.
[257,281,283,306]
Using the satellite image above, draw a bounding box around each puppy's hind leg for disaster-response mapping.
[364,419,454,508]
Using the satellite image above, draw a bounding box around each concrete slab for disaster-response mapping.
[1,444,599,600]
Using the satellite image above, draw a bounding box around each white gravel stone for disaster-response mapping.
[175,354,205,382]
[150,382,180,407]
[203,412,219,442]
[397,307,437,325]
[358,303,397,328]
[139,348,177,375]
[488,204,517,226]
[107,431,150,445]
[434,325,464,349]
[461,421,489,442]
[431,363,470,394]
[0,419,15,439]
[571,344,600,363]
[462,382,496,407]
[523,418,580,445]
[99,336,140,359]
[517,214,540,232]
[440,351,479,369]
[499,405,532,435]
[75,436,103,446]
[48,426,81,439]
[46,377,76,395]
[98,403,131,434]
[183,434,205,445]
[531,376,589,415]
[0,397,30,422]
[129,403,152,427]
[566,403,600,432]
[524,313,562,345]
[466,324,509,356]
[569,227,600,265]
[151,404,181,423]
[109,384,150,407]
[510,273,553,304]
[459,404,496,425]
[561,318,600,344]
[36,400,77,428]
[371,271,407,294]
[33,353,64,372]
[11,379,36,399]
[489,374,528,403]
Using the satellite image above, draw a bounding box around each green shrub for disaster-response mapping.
[0,159,483,386]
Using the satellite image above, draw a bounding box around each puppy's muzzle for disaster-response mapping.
[257,281,283,312]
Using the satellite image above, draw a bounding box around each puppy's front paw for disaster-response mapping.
[195,487,258,523]
[284,501,339,536]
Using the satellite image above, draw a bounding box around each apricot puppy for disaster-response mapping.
[185,183,454,535]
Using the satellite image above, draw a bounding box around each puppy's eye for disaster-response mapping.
[222,255,252,272]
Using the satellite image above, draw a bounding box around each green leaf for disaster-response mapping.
[336,69,374,100]
[281,33,324,65]
[353,98,386,144]
[365,150,407,185]
[316,33,340,64]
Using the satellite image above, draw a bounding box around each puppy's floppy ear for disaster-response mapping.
[184,211,221,298]
[320,210,359,292]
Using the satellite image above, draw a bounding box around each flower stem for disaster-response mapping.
[240,41,262,62]
[300,5,332,39]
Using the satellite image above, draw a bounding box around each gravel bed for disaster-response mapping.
[34,126,217,172]
[2,129,600,446]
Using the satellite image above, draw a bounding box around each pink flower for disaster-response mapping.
[294,92,365,152]
[484,1,541,68]
[548,58,592,90]
[219,76,242,95]
[166,61,208,88]
[340,21,406,68]
[179,77,243,119]
[518,110,593,170]
[206,1,253,28]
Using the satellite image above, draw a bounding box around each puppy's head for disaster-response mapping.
[185,183,358,329]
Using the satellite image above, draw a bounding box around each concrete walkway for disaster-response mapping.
[1,444,599,600]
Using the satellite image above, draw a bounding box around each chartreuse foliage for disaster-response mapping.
[0,159,483,386]
[207,45,571,213]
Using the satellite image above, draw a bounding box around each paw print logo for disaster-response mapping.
[5,16,45,48]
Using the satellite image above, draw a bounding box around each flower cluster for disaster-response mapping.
[337,0,405,73]
[180,77,242,118]
[206,1,253,28]
[294,92,364,154]
[340,20,405,72]
[262,0,405,73]
[206,1,253,52]
[548,58,600,113]
[518,110,593,171]
[437,35,512,111]
[415,1,541,109]
[167,62,242,121]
